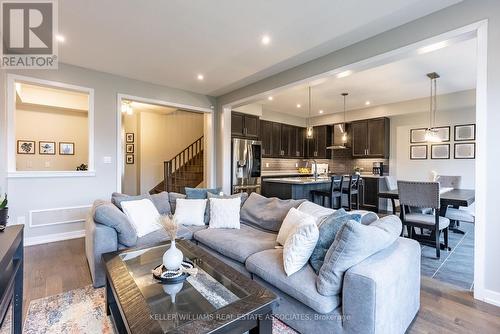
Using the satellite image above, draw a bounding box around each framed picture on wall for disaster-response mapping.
[39,141,56,155]
[59,142,75,155]
[454,143,475,159]
[431,144,450,159]
[17,140,35,154]
[410,145,428,160]
[410,128,427,143]
[126,144,134,153]
[126,133,134,143]
[433,126,451,142]
[126,154,134,164]
[454,124,476,141]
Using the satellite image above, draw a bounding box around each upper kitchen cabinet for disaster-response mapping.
[231,112,259,139]
[260,120,274,157]
[351,117,390,158]
[260,121,306,158]
[306,125,332,159]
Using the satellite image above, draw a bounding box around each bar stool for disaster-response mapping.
[341,174,360,211]
[311,175,342,209]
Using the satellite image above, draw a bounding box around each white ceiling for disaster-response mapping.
[253,38,476,118]
[58,0,462,96]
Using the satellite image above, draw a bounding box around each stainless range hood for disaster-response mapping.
[327,123,350,150]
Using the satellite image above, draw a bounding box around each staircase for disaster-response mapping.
[150,136,204,194]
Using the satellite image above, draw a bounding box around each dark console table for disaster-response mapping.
[0,225,23,334]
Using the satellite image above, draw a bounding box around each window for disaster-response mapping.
[8,75,94,176]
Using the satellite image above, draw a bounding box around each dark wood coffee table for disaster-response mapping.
[102,240,278,334]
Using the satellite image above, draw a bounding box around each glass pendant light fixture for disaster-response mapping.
[306,86,314,139]
[341,92,348,143]
[425,72,441,143]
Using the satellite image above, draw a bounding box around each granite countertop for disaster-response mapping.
[262,176,332,185]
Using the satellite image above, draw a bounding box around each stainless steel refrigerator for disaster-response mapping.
[232,138,262,194]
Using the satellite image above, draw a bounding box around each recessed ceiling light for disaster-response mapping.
[319,110,324,114]
[336,70,352,78]
[365,101,371,106]
[55,34,65,42]
[268,96,273,101]
[197,74,204,81]
[296,104,301,108]
[261,35,271,45]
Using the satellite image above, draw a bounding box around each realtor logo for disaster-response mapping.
[1,0,58,68]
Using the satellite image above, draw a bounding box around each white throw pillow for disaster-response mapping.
[174,199,207,226]
[120,199,162,237]
[283,221,319,276]
[209,197,241,229]
[277,208,316,246]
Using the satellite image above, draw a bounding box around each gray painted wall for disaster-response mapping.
[216,0,500,302]
[0,64,215,242]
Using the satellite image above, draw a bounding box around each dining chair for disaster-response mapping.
[435,175,475,233]
[398,181,450,258]
[383,176,398,214]
[341,174,360,211]
[311,175,342,209]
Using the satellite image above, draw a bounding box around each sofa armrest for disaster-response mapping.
[85,216,118,287]
[342,237,420,334]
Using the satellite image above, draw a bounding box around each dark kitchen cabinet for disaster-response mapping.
[351,118,390,158]
[306,125,332,159]
[260,120,273,157]
[271,122,282,157]
[359,176,389,213]
[290,126,305,158]
[231,112,259,139]
[260,121,306,158]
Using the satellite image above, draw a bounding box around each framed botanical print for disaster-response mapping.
[433,126,451,142]
[410,128,427,143]
[17,140,35,154]
[59,142,75,155]
[126,144,134,153]
[431,144,450,159]
[126,133,134,143]
[39,141,56,155]
[454,124,475,141]
[126,154,134,164]
[410,145,428,160]
[454,143,475,159]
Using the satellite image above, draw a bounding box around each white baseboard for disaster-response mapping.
[24,229,85,246]
[481,289,500,307]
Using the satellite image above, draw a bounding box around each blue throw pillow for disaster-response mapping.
[185,187,221,199]
[309,209,362,273]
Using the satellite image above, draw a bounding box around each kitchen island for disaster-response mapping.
[261,176,332,202]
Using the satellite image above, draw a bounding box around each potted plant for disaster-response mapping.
[0,194,8,231]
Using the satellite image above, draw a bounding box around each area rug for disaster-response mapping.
[1,286,297,334]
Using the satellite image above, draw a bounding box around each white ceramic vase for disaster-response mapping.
[162,239,184,271]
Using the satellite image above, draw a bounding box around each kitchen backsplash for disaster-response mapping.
[262,154,389,175]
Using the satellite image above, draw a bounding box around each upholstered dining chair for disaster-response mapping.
[435,175,475,233]
[398,181,450,258]
[384,176,398,213]
[311,175,342,209]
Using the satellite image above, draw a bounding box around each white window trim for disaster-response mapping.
[7,74,95,178]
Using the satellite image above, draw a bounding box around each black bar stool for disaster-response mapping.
[341,174,360,211]
[311,175,342,209]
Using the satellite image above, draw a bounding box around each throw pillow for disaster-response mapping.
[240,193,306,232]
[309,209,362,273]
[168,192,186,214]
[207,192,248,206]
[316,215,402,297]
[185,187,221,199]
[283,221,319,276]
[277,208,316,246]
[149,191,171,215]
[297,201,335,224]
[120,199,162,238]
[174,198,207,226]
[208,197,241,229]
[92,200,137,247]
[111,192,151,210]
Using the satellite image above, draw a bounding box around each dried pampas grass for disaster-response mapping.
[158,214,178,240]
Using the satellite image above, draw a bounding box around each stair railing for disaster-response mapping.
[164,136,204,191]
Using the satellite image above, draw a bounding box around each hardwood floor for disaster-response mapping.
[22,238,500,333]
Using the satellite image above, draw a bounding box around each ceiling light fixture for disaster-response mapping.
[365,101,371,106]
[197,74,204,81]
[261,35,271,45]
[418,41,449,55]
[55,34,65,42]
[341,93,349,143]
[306,87,313,139]
[319,110,324,114]
[268,96,273,101]
[296,104,301,108]
[336,70,352,79]
[424,72,442,143]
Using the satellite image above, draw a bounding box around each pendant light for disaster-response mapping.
[306,86,313,139]
[425,72,441,142]
[341,92,348,143]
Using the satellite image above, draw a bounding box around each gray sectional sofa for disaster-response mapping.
[85,191,421,334]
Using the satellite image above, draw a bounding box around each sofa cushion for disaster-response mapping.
[149,191,171,215]
[240,193,305,232]
[111,192,151,210]
[309,209,362,273]
[194,224,277,263]
[246,248,339,314]
[93,200,137,247]
[316,215,402,297]
[168,192,186,214]
[185,187,221,199]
